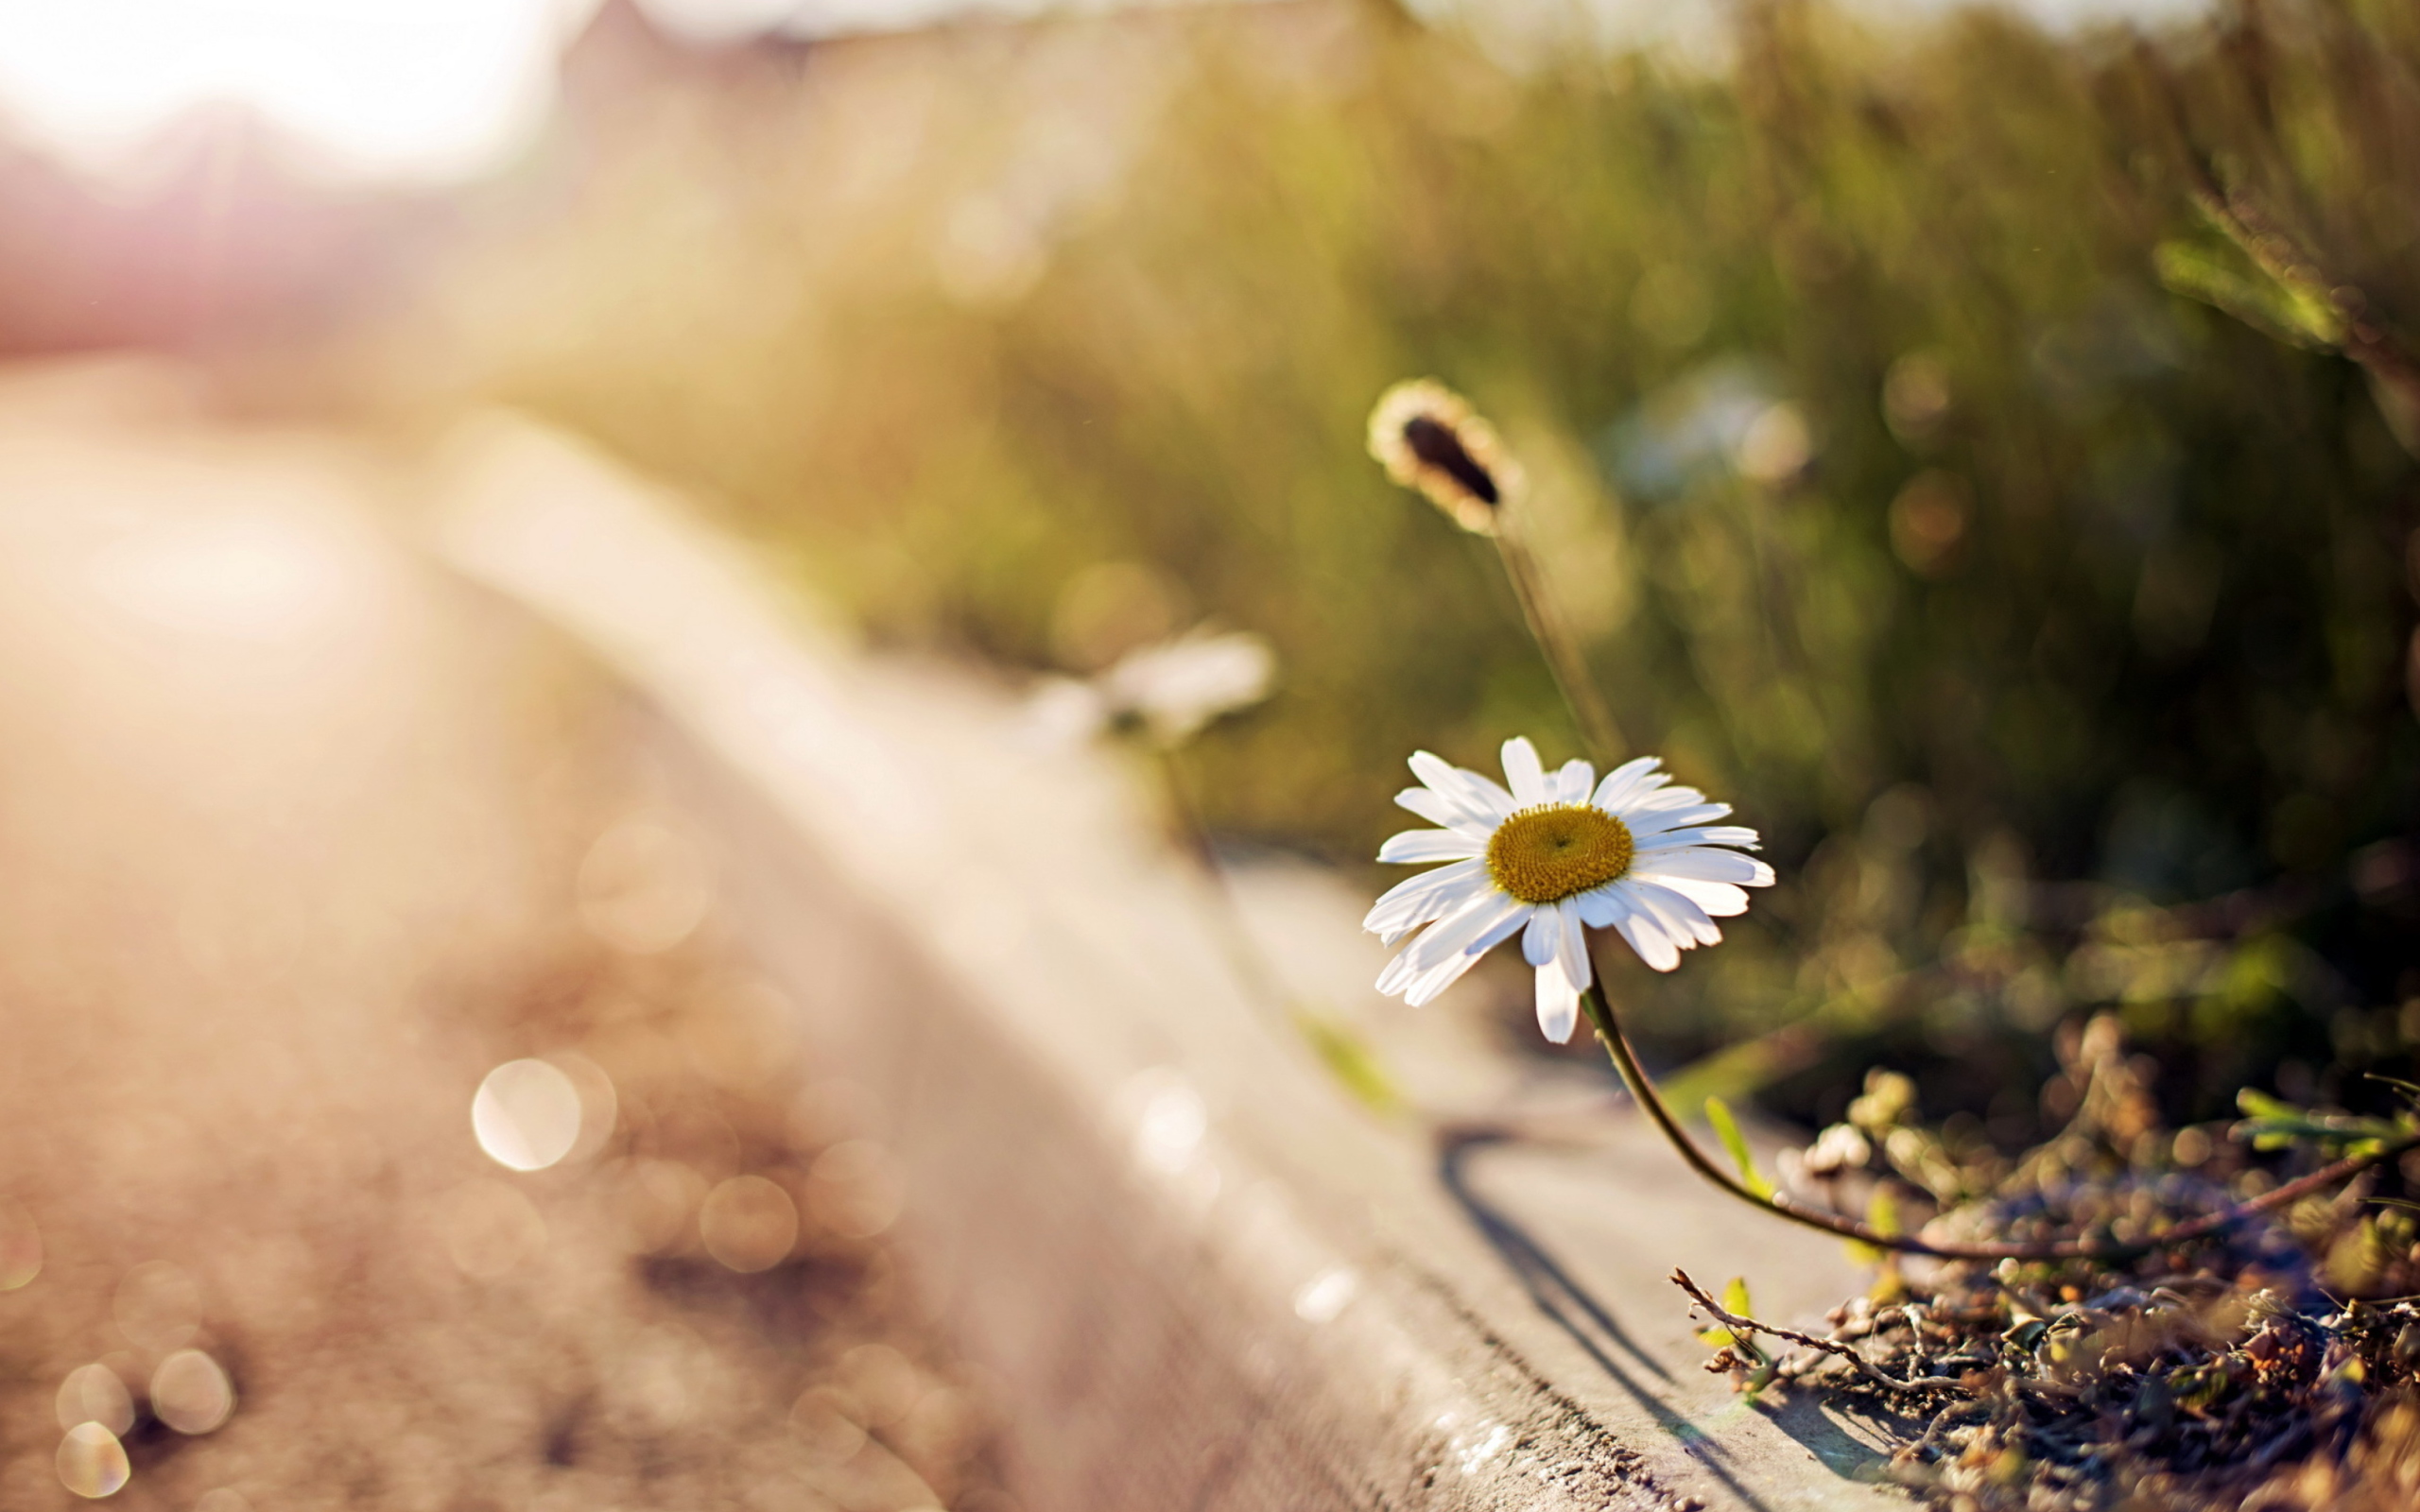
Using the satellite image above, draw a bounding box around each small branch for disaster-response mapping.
[1671,1268,1972,1393]
[1899,1398,1994,1464]
[1582,969,2420,1263]
[1491,523,1626,767]
[1152,744,1295,1017]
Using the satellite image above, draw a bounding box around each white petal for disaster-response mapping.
[1394,786,1461,829]
[1633,848,1775,886]
[1622,782,1711,814]
[1591,756,1665,810]
[1500,737,1547,806]
[1403,783,1490,832]
[1363,859,1490,941]
[1469,898,1531,955]
[1625,802,1732,837]
[1635,880,1732,938]
[1534,954,1582,1043]
[1409,750,1515,825]
[1385,932,1515,996]
[1521,902,1561,967]
[1573,883,1628,929]
[1606,886,1683,971]
[1614,877,1691,937]
[1612,914,1682,971]
[1634,882,1720,947]
[1635,824,1763,853]
[1402,947,1489,1007]
[1377,888,1506,994]
[1556,901,1593,993]
[1401,894,1530,1006]
[1549,758,1595,804]
[1398,888,1524,975]
[1412,906,1529,1005]
[1377,829,1487,865]
[1647,876,1752,917]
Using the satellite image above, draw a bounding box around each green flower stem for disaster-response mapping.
[1576,965,2420,1263]
[1490,526,1627,767]
[1157,744,1408,1116]
[1153,744,1292,1017]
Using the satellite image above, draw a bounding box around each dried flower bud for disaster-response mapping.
[1366,378,1523,535]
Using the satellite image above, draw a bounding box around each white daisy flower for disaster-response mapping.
[1098,627,1275,745]
[1025,627,1275,749]
[1364,737,1774,1043]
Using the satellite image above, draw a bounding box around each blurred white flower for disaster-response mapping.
[1364,737,1774,1042]
[1800,1122,1873,1177]
[1027,627,1275,748]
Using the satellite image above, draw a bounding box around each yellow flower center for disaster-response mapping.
[1486,804,1634,904]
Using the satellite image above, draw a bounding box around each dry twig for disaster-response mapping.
[1670,1268,1977,1394]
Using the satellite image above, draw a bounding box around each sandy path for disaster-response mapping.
[0,379,1004,1512]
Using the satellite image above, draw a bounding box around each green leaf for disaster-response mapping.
[2233,1100,2400,1148]
[2237,1088,2301,1121]
[1695,1278,1770,1369]
[2153,236,2342,351]
[2364,1074,2420,1108]
[1740,1358,1775,1402]
[1868,1185,1902,1240]
[1705,1095,1775,1199]
[1696,1285,1744,1349]
[1294,1012,1404,1116]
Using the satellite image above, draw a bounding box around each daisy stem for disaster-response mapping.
[1575,972,2420,1263]
[1490,525,1628,766]
[1152,744,1295,1018]
[1157,744,1409,1116]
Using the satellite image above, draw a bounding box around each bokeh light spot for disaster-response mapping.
[438,1178,547,1279]
[112,1262,202,1352]
[150,1349,236,1435]
[806,1141,903,1240]
[1126,1072,1207,1176]
[577,820,713,955]
[835,1343,921,1428]
[472,1058,585,1173]
[612,1158,707,1255]
[698,1175,798,1273]
[1292,1266,1359,1324]
[787,1385,868,1464]
[55,1422,130,1500]
[54,1365,134,1436]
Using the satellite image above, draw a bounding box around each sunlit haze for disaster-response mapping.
[0,0,601,183]
[0,0,2213,186]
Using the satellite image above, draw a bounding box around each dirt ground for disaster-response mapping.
[0,393,1011,1512]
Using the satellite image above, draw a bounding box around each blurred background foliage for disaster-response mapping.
[379,0,2420,1143]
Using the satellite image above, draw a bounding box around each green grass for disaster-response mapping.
[423,0,2420,1138]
